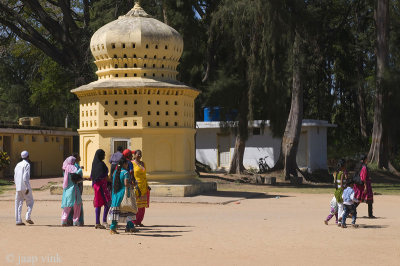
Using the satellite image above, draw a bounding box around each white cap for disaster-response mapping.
[21,151,29,159]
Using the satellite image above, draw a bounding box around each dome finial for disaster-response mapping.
[121,1,151,18]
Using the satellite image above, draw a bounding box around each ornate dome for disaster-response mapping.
[90,3,183,81]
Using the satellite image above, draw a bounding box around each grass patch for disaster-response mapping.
[0,178,13,195]
[217,182,400,195]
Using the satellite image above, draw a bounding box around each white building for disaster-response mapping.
[195,120,335,172]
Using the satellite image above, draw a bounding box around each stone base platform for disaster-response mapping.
[50,180,217,197]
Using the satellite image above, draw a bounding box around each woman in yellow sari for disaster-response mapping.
[133,150,150,226]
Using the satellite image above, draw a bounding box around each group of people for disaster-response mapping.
[61,146,150,234]
[324,155,375,228]
[14,147,150,235]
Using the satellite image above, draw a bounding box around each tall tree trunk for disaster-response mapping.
[368,0,389,168]
[229,90,249,174]
[357,60,368,139]
[280,32,303,180]
[162,0,168,25]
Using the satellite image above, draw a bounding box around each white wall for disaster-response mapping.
[195,129,218,170]
[196,124,330,172]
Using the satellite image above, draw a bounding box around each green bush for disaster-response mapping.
[0,151,11,169]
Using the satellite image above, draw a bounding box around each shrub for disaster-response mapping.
[0,151,11,169]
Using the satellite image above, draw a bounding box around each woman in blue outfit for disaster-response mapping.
[109,157,137,234]
[67,153,85,225]
[61,156,83,226]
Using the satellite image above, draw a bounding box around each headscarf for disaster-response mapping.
[62,156,77,189]
[122,149,132,158]
[90,149,108,183]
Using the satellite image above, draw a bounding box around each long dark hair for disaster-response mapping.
[354,154,367,174]
[113,157,127,194]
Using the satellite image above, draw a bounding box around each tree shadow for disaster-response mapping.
[358,216,386,220]
[202,191,291,199]
[358,224,389,229]
[143,225,193,228]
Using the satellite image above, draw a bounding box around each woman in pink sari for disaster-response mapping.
[354,154,375,218]
[61,156,82,226]
[90,149,111,229]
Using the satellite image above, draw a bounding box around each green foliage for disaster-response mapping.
[0,151,11,169]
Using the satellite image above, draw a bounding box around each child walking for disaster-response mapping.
[324,196,338,225]
[341,178,359,228]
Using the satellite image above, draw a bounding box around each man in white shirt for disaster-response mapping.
[14,150,34,225]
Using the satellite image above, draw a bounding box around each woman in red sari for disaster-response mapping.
[90,149,111,229]
[354,154,375,218]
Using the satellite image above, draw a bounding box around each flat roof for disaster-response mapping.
[0,127,78,136]
[196,119,336,129]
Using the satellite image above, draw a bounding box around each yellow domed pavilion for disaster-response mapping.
[71,3,201,187]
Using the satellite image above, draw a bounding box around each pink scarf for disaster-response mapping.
[62,156,77,189]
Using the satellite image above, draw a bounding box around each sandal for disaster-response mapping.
[95,224,106,229]
[110,229,119,235]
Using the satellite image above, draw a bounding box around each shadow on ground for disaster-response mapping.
[202,190,291,199]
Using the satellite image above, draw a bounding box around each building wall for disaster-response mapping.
[77,87,198,183]
[0,131,74,177]
[196,125,329,172]
[307,127,328,170]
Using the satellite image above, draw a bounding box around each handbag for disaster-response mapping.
[120,186,138,214]
[70,173,83,184]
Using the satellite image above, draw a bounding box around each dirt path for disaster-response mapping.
[0,193,399,266]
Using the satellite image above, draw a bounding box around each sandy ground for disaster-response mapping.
[0,191,399,266]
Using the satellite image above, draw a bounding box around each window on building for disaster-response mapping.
[165,111,169,115]
[124,121,128,127]
[44,136,49,142]
[156,111,160,115]
[124,100,128,105]
[175,111,178,116]
[132,43,135,48]
[134,111,137,115]
[148,100,151,105]
[133,121,137,126]
[114,121,118,126]
[18,135,24,142]
[105,101,108,105]
[175,101,178,105]
[124,111,127,115]
[105,111,108,115]
[56,137,60,142]
[114,111,118,116]
[148,122,151,126]
[122,43,126,48]
[115,101,118,105]
[112,43,115,49]
[104,121,108,126]
[32,136,37,142]
[147,111,151,115]
[156,122,160,126]
[166,122,169,126]
[166,101,169,105]
[174,122,178,126]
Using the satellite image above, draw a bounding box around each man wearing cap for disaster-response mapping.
[14,150,34,225]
